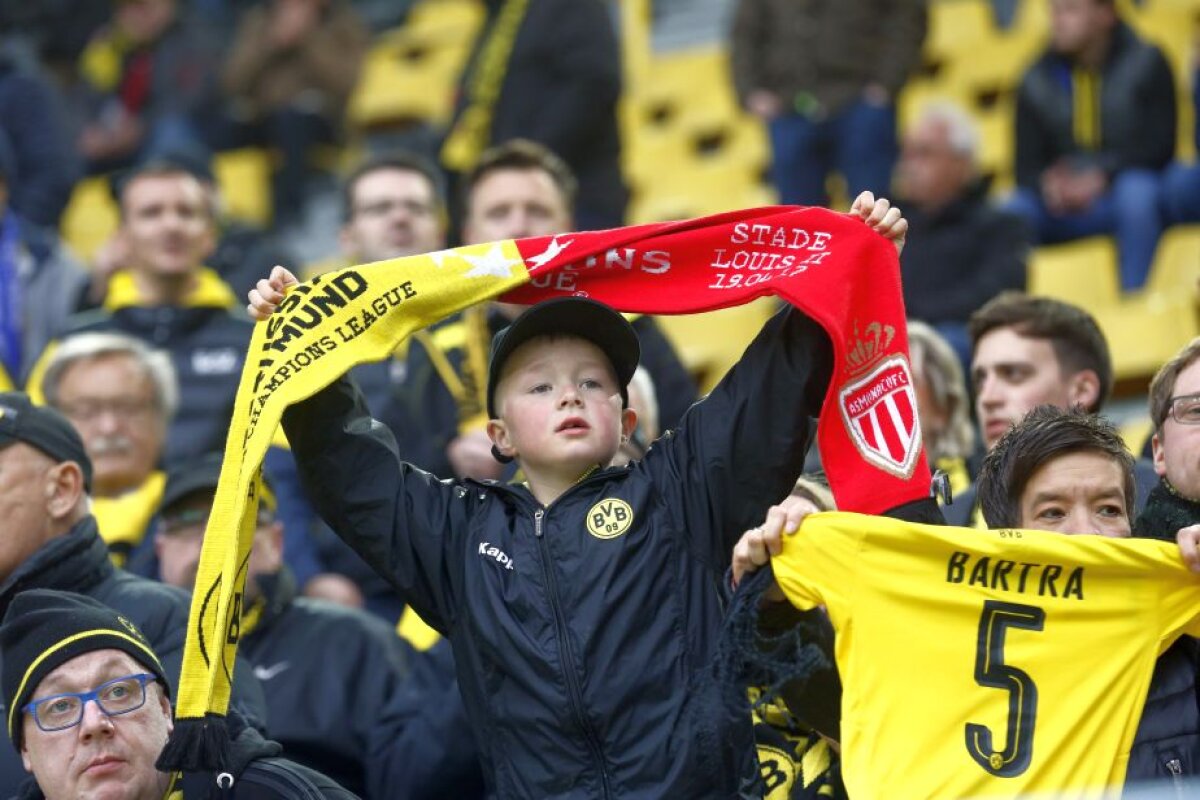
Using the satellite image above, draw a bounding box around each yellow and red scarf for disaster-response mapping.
[158,206,930,771]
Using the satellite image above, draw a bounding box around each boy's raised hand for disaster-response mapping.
[849,191,908,256]
[247,265,300,321]
[731,495,820,602]
[1178,524,1200,573]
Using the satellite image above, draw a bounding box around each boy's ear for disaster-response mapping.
[621,408,638,441]
[487,419,516,461]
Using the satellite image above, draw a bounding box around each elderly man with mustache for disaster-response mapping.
[41,332,175,573]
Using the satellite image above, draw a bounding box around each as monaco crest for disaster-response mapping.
[838,354,922,479]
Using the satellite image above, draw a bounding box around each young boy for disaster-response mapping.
[247,195,907,797]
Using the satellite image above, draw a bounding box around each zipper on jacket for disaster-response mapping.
[1166,757,1184,798]
[532,508,613,798]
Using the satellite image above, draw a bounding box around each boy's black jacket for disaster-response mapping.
[282,308,833,799]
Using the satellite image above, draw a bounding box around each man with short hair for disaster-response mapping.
[976,405,1200,785]
[28,160,252,465]
[339,152,446,267]
[0,588,354,799]
[945,291,1114,525]
[0,391,267,795]
[896,102,1029,365]
[1009,0,1175,290]
[41,332,175,571]
[384,139,696,485]
[1137,337,1200,541]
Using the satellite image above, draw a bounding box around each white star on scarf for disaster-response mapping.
[527,236,573,269]
[428,249,452,268]
[463,244,522,279]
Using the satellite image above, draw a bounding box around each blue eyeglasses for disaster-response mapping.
[22,673,156,733]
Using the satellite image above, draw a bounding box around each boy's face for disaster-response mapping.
[488,336,635,479]
[1016,450,1130,537]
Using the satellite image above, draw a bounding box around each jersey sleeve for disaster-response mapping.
[1155,549,1200,640]
[772,513,862,612]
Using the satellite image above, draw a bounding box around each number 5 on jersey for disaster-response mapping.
[966,600,1046,777]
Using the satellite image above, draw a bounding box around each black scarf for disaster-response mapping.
[1133,478,1200,541]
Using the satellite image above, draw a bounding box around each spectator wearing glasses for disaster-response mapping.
[153,454,485,799]
[1138,338,1200,541]
[0,588,356,799]
[40,332,176,572]
[0,391,268,796]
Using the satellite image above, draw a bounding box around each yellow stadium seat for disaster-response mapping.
[654,299,779,392]
[213,148,273,226]
[944,35,1042,99]
[925,0,997,63]
[1027,237,1120,308]
[60,177,119,262]
[1147,225,1200,296]
[1119,415,1153,455]
[347,0,483,128]
[1094,292,1199,381]
[632,49,741,134]
[974,97,1015,188]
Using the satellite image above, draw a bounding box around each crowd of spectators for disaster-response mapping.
[0,0,1198,797]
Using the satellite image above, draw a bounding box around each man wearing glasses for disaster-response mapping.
[1139,338,1200,542]
[0,391,268,796]
[0,588,354,799]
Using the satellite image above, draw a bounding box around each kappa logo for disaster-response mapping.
[838,321,921,479]
[192,348,240,375]
[587,499,633,540]
[478,542,515,571]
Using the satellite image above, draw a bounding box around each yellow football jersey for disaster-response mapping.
[772,511,1200,799]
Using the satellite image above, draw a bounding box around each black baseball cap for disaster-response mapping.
[0,392,92,491]
[1,589,169,750]
[159,452,276,523]
[486,297,640,419]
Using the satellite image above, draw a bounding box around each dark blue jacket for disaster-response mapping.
[0,517,268,797]
[282,307,832,798]
[0,56,79,229]
[239,569,484,799]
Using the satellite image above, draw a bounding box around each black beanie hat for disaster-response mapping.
[1,589,170,750]
[0,392,93,491]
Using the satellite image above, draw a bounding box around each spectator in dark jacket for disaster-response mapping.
[1,589,354,799]
[1163,48,1200,225]
[220,0,369,226]
[0,132,90,380]
[74,0,220,174]
[442,0,626,230]
[896,102,1029,366]
[0,392,268,797]
[0,54,79,230]
[26,160,250,466]
[731,0,926,207]
[1008,0,1176,290]
[154,455,485,799]
[385,139,696,487]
